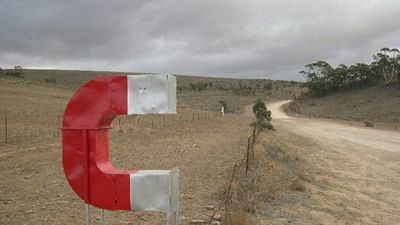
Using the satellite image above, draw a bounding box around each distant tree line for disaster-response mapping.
[180,79,299,97]
[0,65,23,78]
[300,48,400,96]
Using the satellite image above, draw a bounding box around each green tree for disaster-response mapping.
[252,99,273,129]
[372,48,400,86]
[300,60,333,96]
[5,65,23,78]
[329,64,348,90]
[348,63,378,85]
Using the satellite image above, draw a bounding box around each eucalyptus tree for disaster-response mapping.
[299,60,333,96]
[372,48,400,86]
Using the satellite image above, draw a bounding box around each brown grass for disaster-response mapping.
[287,84,400,124]
[290,178,306,192]
[220,129,308,224]
[0,71,303,225]
[230,213,247,225]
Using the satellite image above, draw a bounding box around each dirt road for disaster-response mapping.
[267,100,400,224]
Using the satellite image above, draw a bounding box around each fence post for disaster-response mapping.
[118,117,123,133]
[252,126,256,147]
[151,119,154,129]
[4,115,8,144]
[57,114,60,137]
[246,136,251,173]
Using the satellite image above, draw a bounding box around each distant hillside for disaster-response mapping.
[287,84,400,123]
[0,69,305,113]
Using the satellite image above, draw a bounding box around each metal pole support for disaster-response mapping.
[85,204,90,225]
[100,209,105,225]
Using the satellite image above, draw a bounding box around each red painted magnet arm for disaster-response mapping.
[62,75,133,210]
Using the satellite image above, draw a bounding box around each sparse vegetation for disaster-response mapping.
[263,82,272,91]
[45,77,57,84]
[5,66,24,78]
[218,100,227,111]
[286,84,400,127]
[290,178,306,192]
[189,82,208,91]
[364,121,374,127]
[222,132,307,224]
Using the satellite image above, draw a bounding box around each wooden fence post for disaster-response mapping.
[246,136,251,173]
[57,114,60,137]
[118,117,123,133]
[5,115,8,144]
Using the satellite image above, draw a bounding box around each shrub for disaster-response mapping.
[45,78,57,84]
[263,82,272,90]
[259,121,274,130]
[252,99,273,130]
[250,120,274,130]
[189,82,208,91]
[290,178,306,192]
[218,100,227,110]
[5,66,23,78]
[364,121,374,127]
[5,70,22,78]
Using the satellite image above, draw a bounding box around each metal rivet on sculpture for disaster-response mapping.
[62,74,179,224]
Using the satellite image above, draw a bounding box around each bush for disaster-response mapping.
[250,121,274,130]
[5,66,23,78]
[251,99,273,130]
[45,78,57,84]
[189,82,208,91]
[218,100,227,110]
[290,178,306,192]
[364,121,374,127]
[259,121,274,130]
[5,70,22,78]
[263,82,272,90]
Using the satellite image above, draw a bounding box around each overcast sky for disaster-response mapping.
[1,0,399,80]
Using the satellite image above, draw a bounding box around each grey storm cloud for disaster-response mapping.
[1,0,399,80]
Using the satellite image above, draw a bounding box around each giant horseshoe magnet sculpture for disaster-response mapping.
[62,74,178,223]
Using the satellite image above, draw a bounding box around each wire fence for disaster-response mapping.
[208,125,261,225]
[0,110,222,146]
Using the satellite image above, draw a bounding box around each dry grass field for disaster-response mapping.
[2,70,398,225]
[0,70,304,146]
[0,70,304,225]
[286,84,400,129]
